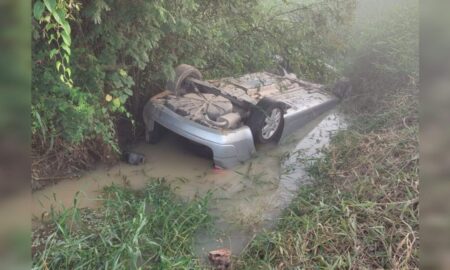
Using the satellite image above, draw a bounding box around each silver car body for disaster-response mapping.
[143,72,339,168]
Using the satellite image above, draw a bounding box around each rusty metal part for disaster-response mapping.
[217,112,242,129]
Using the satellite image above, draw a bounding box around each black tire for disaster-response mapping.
[166,64,203,96]
[146,122,166,144]
[247,98,285,144]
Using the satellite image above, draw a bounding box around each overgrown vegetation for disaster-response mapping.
[237,92,418,269]
[32,180,211,269]
[343,0,419,112]
[32,0,419,268]
[237,1,419,268]
[31,0,355,185]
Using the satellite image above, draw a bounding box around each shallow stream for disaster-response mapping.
[32,110,346,256]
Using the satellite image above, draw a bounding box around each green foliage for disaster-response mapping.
[33,0,75,86]
[32,0,356,167]
[237,3,420,267]
[237,92,419,269]
[32,180,211,269]
[343,0,419,112]
[32,49,117,149]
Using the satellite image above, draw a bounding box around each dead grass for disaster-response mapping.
[31,137,117,190]
[237,90,419,269]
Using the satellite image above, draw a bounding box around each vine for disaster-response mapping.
[33,0,77,86]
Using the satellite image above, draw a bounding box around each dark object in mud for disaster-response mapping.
[208,248,231,270]
[122,152,145,165]
[331,77,353,99]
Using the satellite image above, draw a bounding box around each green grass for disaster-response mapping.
[236,91,419,269]
[32,91,418,269]
[32,94,419,270]
[32,179,212,269]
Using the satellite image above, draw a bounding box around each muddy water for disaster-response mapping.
[32,111,346,256]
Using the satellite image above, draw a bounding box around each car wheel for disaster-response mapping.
[146,123,165,144]
[247,98,284,144]
[166,64,203,96]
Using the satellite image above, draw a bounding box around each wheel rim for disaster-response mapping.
[261,108,282,140]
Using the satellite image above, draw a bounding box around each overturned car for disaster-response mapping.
[143,64,350,168]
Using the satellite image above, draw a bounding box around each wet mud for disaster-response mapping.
[32,110,346,255]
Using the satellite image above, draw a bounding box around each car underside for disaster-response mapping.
[143,64,349,168]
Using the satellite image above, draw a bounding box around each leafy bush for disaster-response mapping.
[343,0,419,112]
[31,0,356,182]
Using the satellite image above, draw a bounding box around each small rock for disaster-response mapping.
[123,151,145,165]
[208,248,231,270]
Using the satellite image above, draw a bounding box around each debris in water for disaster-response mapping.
[213,164,225,173]
[208,248,231,270]
[123,151,145,165]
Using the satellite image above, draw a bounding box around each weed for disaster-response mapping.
[236,92,419,269]
[32,179,211,269]
[32,92,419,269]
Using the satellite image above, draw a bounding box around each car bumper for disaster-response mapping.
[281,95,339,139]
[143,102,256,168]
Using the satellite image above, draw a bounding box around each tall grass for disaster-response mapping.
[32,180,211,269]
[237,91,418,269]
[236,1,419,267]
[33,93,419,269]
